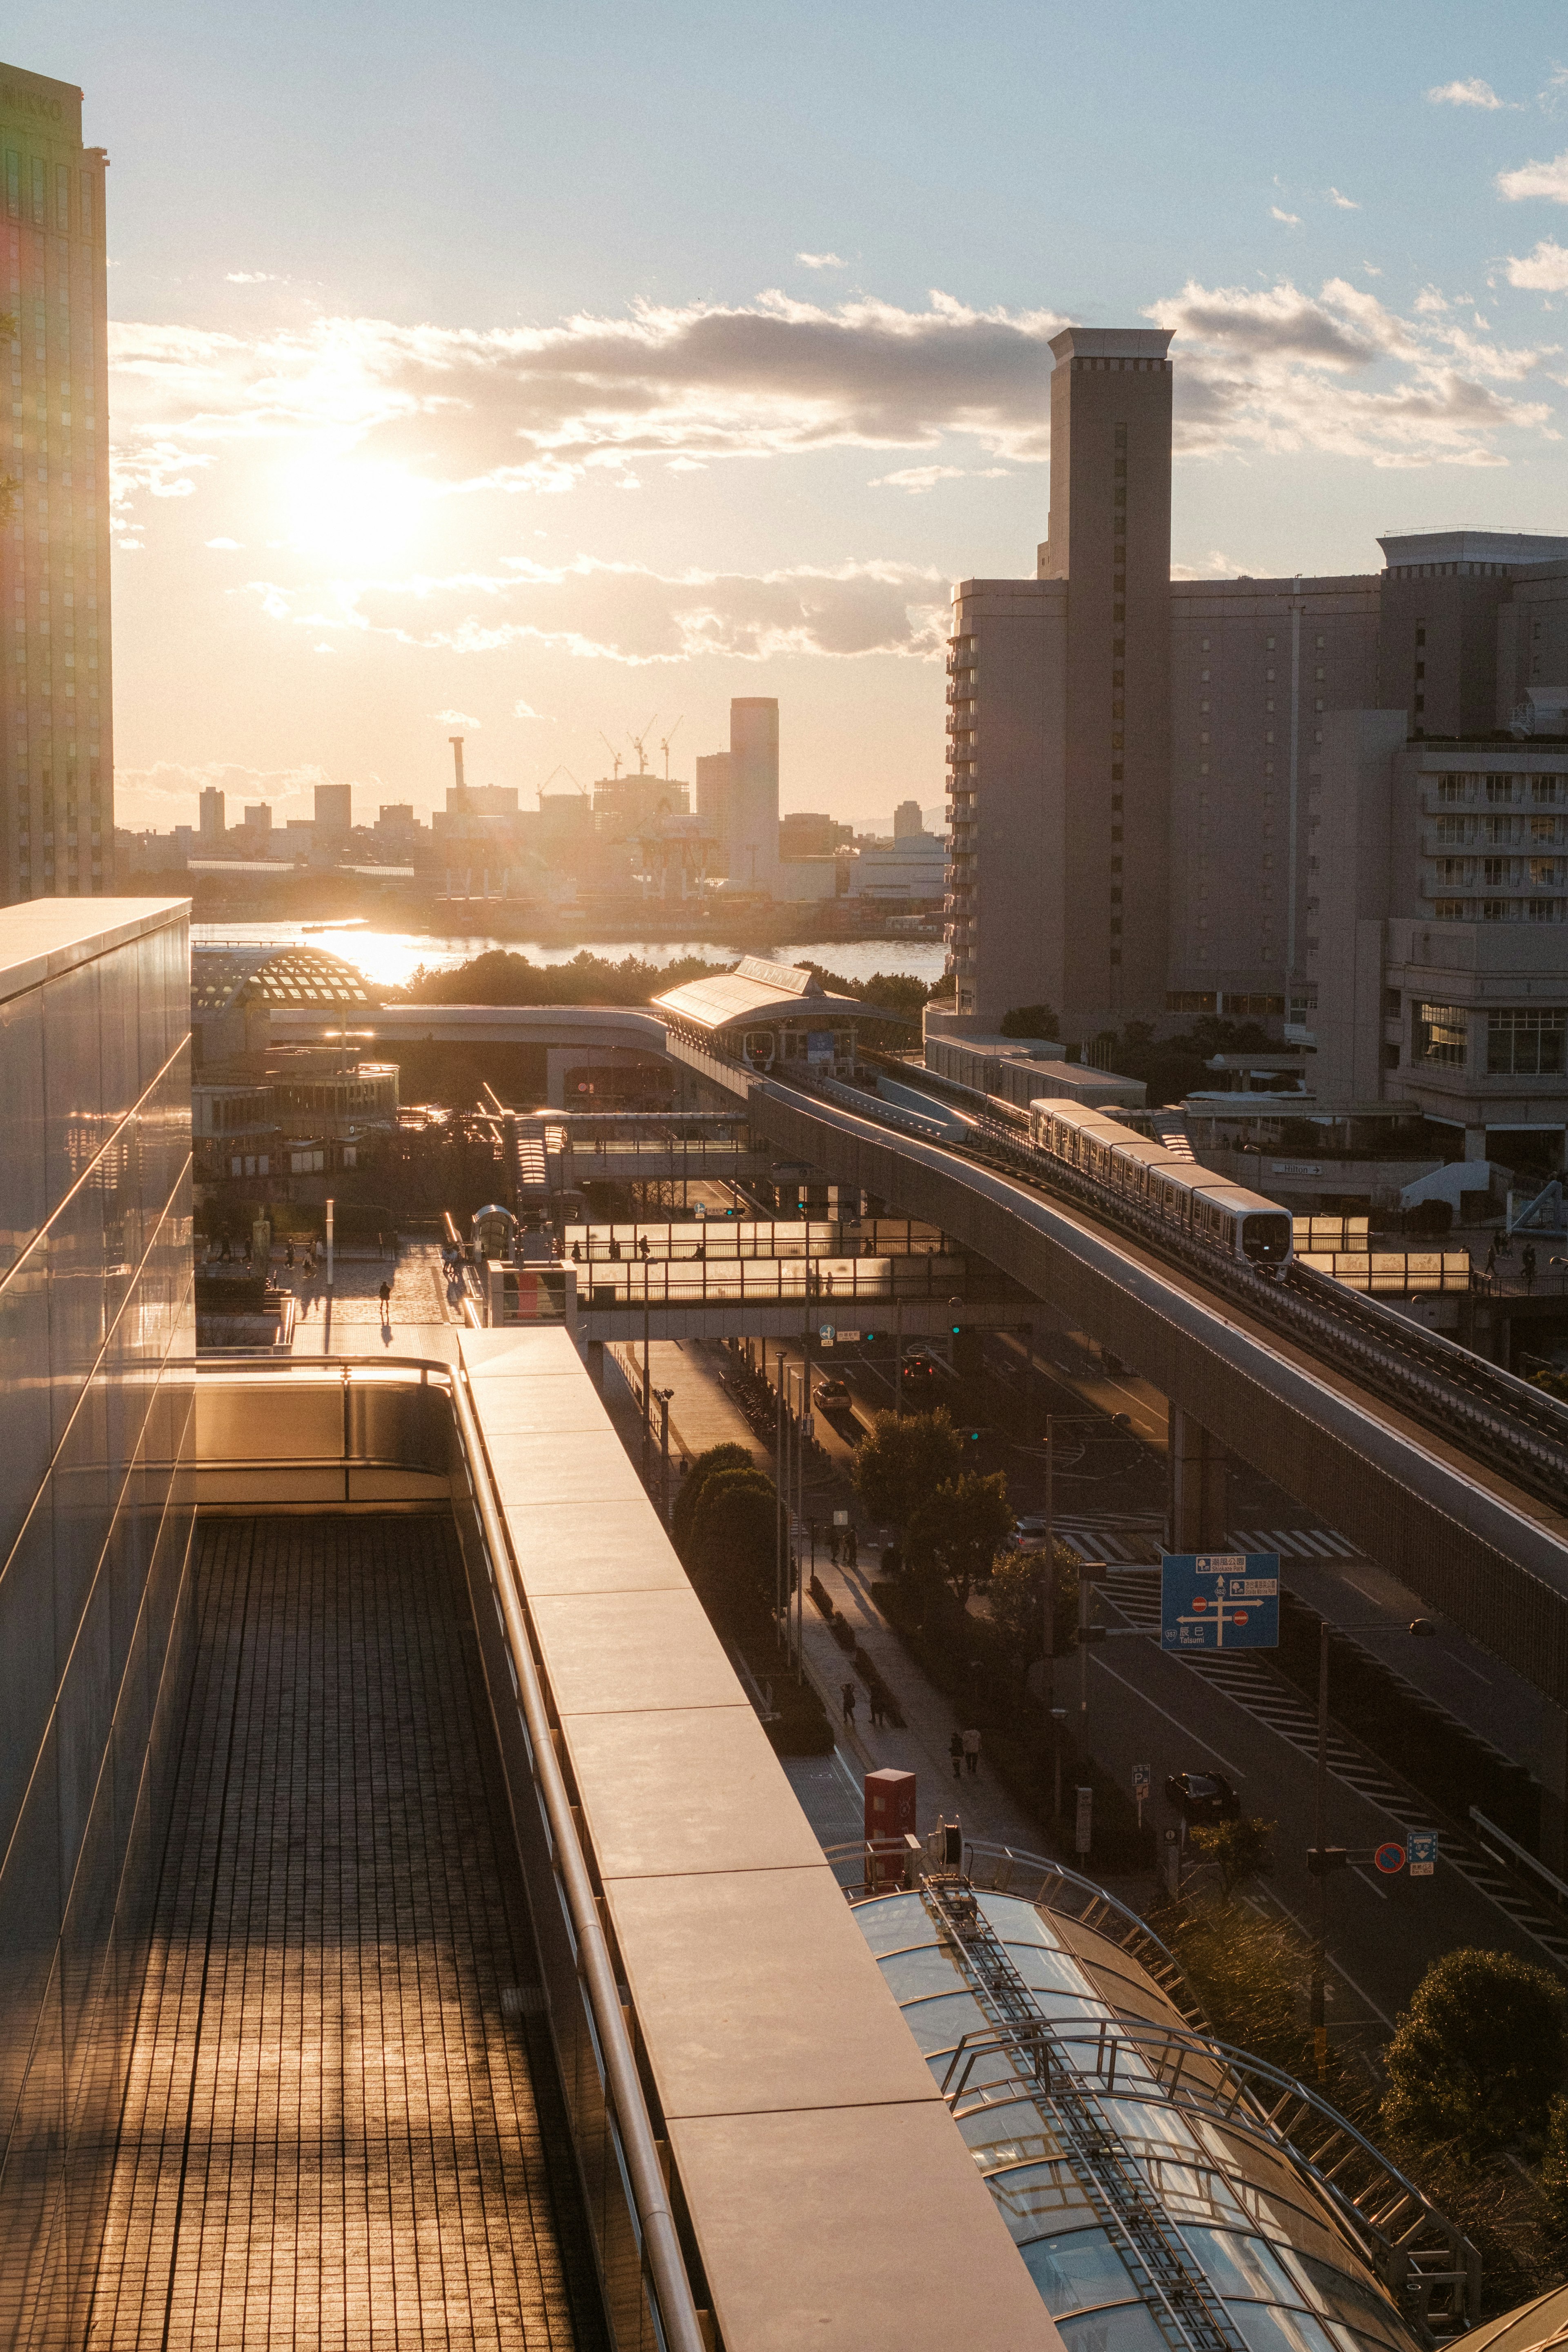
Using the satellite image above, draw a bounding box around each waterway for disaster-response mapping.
[192,921,949,994]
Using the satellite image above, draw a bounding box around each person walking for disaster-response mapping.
[1484,1237,1497,1290]
[963,1726,981,1778]
[828,1527,841,1568]
[378,1280,392,1323]
[842,1681,858,1728]
[1524,1242,1538,1294]
[845,1526,858,1570]
[949,1731,964,1783]
[285,1240,294,1270]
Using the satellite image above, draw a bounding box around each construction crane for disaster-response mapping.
[628,713,659,775]
[660,717,683,780]
[597,731,624,780]
[537,765,587,805]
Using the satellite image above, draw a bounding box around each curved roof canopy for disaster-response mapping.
[192,944,373,1018]
[653,955,881,1035]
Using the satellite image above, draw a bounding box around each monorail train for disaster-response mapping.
[1027,1098,1294,1271]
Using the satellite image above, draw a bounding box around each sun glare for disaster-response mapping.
[283,453,428,568]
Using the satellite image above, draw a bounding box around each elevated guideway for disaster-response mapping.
[748,1073,1568,1715]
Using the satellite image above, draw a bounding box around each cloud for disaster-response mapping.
[1499,150,1568,201]
[226,270,283,284]
[1147,275,1554,466]
[249,556,951,667]
[436,708,481,726]
[1327,188,1360,209]
[1508,238,1568,290]
[205,535,242,548]
[1429,77,1508,109]
[512,699,543,718]
[869,463,969,490]
[114,756,336,827]
[797,252,846,269]
[1270,207,1302,226]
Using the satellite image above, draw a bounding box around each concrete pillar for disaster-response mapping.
[1167,1408,1229,1554]
[1464,1125,1488,1163]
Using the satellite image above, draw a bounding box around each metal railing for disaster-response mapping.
[187,1354,708,2352]
[939,2015,1479,2342]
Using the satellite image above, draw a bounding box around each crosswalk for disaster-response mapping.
[1050,1521,1365,1566]
[1100,1564,1568,1968]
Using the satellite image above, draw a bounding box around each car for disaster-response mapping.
[1164,1770,1241,1825]
[900,1352,940,1391]
[814,1376,853,1411]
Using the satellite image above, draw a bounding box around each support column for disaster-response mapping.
[1167,1408,1229,1553]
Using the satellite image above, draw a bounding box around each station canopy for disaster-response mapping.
[652,955,889,1036]
[192,943,374,1018]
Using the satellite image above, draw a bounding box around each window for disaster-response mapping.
[1484,858,1506,886]
[1532,816,1557,842]
[1487,777,1515,804]
[1416,1004,1467,1066]
[1435,815,1464,844]
[1531,899,1558,924]
[1265,635,1276,653]
[1438,776,1465,804]
[4,151,18,221]
[1486,815,1512,844]
[1483,899,1508,921]
[1434,859,1465,884]
[1488,1007,1566,1075]
[1414,662,1425,679]
[1416,624,1427,646]
[1532,859,1558,885]
[30,156,45,227]
[1533,777,1561,806]
[55,165,68,231]
[1434,898,1464,920]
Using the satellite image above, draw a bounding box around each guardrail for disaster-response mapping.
[1470,1806,1568,1913]
[187,1355,708,2352]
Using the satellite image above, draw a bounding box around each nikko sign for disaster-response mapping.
[1161,1554,1281,1651]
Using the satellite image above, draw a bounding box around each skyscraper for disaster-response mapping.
[0,60,113,904]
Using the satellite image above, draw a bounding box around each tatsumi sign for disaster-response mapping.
[1161,1554,1281,1651]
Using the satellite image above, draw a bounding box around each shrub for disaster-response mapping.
[1383,1949,1567,2153]
[1189,1816,1275,1898]
[672,1442,755,1557]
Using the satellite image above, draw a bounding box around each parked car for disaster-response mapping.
[815,1376,853,1412]
[1164,1770,1241,1825]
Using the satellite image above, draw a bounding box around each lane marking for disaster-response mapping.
[1092,1657,1249,1780]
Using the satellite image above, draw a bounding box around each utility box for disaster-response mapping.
[864,1768,916,1893]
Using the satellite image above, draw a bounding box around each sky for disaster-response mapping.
[15,2,1568,833]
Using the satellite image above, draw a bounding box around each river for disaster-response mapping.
[191,922,949,994]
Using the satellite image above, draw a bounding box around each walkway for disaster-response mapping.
[87,1515,604,2351]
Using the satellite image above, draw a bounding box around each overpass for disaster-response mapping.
[272,998,1568,1735]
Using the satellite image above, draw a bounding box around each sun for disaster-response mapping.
[282,451,428,568]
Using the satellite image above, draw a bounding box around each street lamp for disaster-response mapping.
[1309,1614,1436,2082]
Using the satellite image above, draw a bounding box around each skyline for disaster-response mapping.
[17,5,1568,831]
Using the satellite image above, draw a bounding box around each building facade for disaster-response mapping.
[0,60,113,906]
[0,899,196,2341]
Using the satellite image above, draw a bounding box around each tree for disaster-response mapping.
[1000,1003,1060,1041]
[689,1470,779,1615]
[987,1541,1080,1658]
[672,1442,754,1556]
[904,1472,1015,1607]
[852,1408,964,1531]
[1382,1949,1568,2153]
[1189,1816,1275,1898]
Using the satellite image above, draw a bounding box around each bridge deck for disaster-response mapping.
[86,1515,604,2351]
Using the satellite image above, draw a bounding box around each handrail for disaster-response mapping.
[185,1351,707,2352]
[936,2019,1479,2335]
[1470,1806,1568,1907]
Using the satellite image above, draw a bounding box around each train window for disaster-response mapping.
[1242,1213,1293,1265]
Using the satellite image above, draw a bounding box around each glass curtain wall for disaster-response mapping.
[0,902,196,2348]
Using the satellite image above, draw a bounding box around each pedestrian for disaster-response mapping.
[571,1241,581,1263]
[846,1526,858,1570]
[1524,1242,1538,1294]
[378,1280,391,1320]
[842,1681,857,1728]
[949,1731,964,1782]
[610,1236,622,1261]
[828,1527,841,1568]
[1485,1238,1497,1289]
[963,1726,981,1778]
[870,1688,886,1729]
[285,1240,294,1270]
[638,1234,651,1261]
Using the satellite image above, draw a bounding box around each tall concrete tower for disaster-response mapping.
[1038,326,1173,1029]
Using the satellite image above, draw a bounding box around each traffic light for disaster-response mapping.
[967,1427,982,1443]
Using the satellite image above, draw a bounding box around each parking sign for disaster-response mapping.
[1408,1830,1438,1878]
[1161,1554,1280,1651]
[1133,1764,1152,1802]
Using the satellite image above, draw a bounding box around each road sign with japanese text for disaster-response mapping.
[1161,1554,1280,1651]
[1408,1831,1438,1877]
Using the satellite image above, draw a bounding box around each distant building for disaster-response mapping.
[780,811,852,859]
[849,832,947,901]
[693,700,834,901]
[314,781,352,835]
[893,799,924,839]
[199,785,226,845]
[590,771,688,838]
[243,800,273,838]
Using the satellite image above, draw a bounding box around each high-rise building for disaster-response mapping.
[314,780,352,835]
[198,783,225,844]
[892,798,923,839]
[727,697,779,888]
[0,61,113,905]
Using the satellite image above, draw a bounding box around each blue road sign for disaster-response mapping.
[1408,1830,1438,1878]
[1161,1553,1281,1651]
[1374,1842,1406,1875]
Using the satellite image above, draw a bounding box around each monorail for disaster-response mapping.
[1027,1099,1294,1270]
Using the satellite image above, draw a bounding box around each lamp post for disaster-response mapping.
[1309,1614,1436,2082]
[654,1386,674,1525]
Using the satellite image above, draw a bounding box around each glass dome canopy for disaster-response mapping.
[852,1874,1474,2352]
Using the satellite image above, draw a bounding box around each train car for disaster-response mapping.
[1028,1097,1293,1271]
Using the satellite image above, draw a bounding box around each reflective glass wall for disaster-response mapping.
[0,903,196,2348]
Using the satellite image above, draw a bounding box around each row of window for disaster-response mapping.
[1433,814,1562,844]
[1432,859,1562,886]
[1430,897,1566,923]
[3,152,97,240]
[1416,1004,1566,1076]
[1435,773,1567,805]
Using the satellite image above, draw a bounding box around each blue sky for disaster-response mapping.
[15,2,1568,828]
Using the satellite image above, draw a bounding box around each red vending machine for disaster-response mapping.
[863,1768,917,1895]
